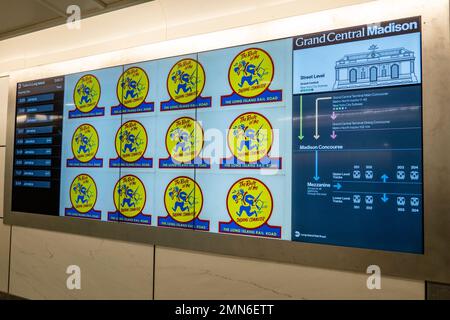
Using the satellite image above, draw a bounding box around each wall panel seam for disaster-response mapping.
[152,245,156,300]
[7,224,12,294]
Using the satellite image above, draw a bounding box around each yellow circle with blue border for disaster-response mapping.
[228,48,274,98]
[166,117,203,163]
[70,174,97,214]
[71,124,99,163]
[73,74,101,113]
[115,120,148,163]
[167,59,205,104]
[228,112,273,163]
[227,177,273,230]
[164,176,203,223]
[117,67,149,109]
[113,175,146,218]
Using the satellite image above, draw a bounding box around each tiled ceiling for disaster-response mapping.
[0,0,152,41]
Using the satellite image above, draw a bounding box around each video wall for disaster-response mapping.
[11,16,423,253]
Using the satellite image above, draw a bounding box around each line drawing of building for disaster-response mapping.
[334,45,418,89]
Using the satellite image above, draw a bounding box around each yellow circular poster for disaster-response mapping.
[70,174,97,214]
[113,175,146,218]
[228,112,273,163]
[115,120,147,163]
[167,59,205,104]
[228,48,274,98]
[73,74,101,113]
[117,67,149,108]
[71,124,99,163]
[166,117,203,163]
[164,176,203,223]
[227,177,273,229]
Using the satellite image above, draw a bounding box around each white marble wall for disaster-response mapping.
[0,0,373,76]
[0,77,8,146]
[4,232,426,300]
[0,221,10,293]
[0,77,8,290]
[0,147,5,218]
[8,226,154,300]
[155,247,425,300]
[0,76,7,230]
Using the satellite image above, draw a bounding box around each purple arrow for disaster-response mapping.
[330,131,337,139]
[331,112,337,120]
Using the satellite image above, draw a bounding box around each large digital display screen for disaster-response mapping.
[10,17,423,253]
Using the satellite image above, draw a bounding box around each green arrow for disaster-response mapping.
[298,95,304,141]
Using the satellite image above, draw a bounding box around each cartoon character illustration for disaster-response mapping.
[118,184,141,208]
[169,186,195,212]
[119,130,142,154]
[232,189,264,217]
[171,70,198,95]
[73,182,92,204]
[77,83,97,105]
[233,124,266,152]
[121,76,145,100]
[170,128,193,154]
[233,59,268,88]
[75,132,93,154]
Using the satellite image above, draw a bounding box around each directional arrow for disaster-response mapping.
[331,111,337,120]
[313,150,320,181]
[333,182,342,190]
[314,97,332,140]
[381,174,389,183]
[298,95,304,141]
[381,193,389,202]
[330,130,337,139]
